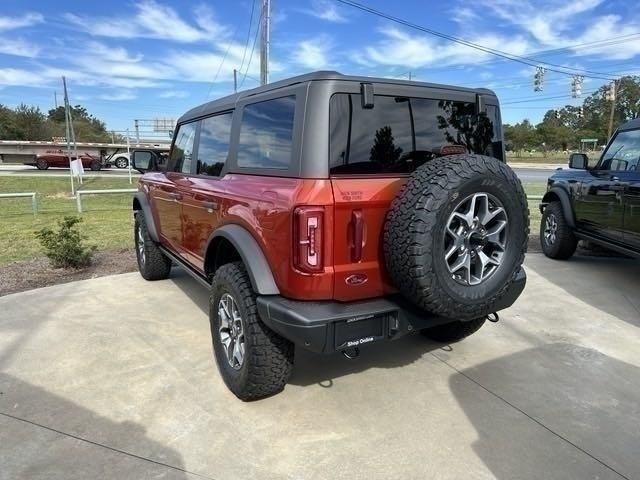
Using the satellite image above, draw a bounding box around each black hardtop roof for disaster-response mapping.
[179,71,496,123]
[618,117,640,131]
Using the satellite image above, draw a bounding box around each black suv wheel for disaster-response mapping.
[210,262,293,401]
[540,201,577,260]
[134,213,172,280]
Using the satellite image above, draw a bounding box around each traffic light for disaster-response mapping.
[534,67,546,92]
[555,110,561,119]
[577,106,584,118]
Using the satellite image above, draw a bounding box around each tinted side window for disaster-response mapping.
[171,122,197,173]
[329,94,497,175]
[197,112,233,176]
[237,96,295,170]
[600,129,640,171]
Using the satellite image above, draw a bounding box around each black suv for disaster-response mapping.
[540,118,640,259]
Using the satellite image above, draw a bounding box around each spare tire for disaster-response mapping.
[383,154,528,320]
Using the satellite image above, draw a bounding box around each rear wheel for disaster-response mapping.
[90,160,101,171]
[134,213,171,280]
[540,201,577,260]
[422,317,487,343]
[36,158,48,170]
[210,262,293,401]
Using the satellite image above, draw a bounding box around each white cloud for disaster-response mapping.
[0,68,45,87]
[0,38,40,57]
[0,13,43,31]
[99,91,137,101]
[64,0,229,43]
[362,27,532,69]
[158,90,189,98]
[292,38,334,69]
[301,0,348,23]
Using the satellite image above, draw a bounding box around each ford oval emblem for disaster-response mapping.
[345,274,368,286]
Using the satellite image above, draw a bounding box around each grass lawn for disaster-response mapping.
[0,176,136,265]
[0,176,546,266]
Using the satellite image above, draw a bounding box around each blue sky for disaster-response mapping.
[0,0,638,133]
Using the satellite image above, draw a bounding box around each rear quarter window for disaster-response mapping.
[237,95,296,170]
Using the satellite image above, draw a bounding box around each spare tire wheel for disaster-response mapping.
[383,154,529,320]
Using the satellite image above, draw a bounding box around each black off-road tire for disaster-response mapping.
[540,201,577,260]
[90,160,101,171]
[210,262,293,401]
[36,158,48,170]
[422,317,487,343]
[384,154,529,320]
[134,213,171,280]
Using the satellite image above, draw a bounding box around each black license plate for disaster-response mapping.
[335,314,386,349]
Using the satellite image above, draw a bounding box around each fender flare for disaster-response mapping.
[132,192,160,242]
[206,224,280,295]
[541,186,575,228]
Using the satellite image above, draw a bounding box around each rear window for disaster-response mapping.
[237,95,295,170]
[329,93,501,175]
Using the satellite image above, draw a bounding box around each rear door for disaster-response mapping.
[329,88,500,301]
[180,111,233,269]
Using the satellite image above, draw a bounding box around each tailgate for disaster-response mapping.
[331,177,407,301]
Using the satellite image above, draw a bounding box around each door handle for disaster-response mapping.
[351,210,364,262]
[202,201,219,211]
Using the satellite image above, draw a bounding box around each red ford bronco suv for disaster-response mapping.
[132,72,529,400]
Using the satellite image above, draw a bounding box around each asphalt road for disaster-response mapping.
[1,253,639,479]
[511,167,557,183]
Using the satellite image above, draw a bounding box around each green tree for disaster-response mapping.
[504,120,539,154]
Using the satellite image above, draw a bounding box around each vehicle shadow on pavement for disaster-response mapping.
[0,374,192,479]
[526,254,640,328]
[168,268,445,388]
[448,342,639,480]
[289,334,442,387]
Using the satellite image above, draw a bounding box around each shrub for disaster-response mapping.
[36,216,96,268]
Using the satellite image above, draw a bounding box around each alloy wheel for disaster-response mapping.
[544,213,558,246]
[444,192,508,286]
[218,293,245,370]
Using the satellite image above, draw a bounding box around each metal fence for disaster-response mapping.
[0,192,37,215]
[75,189,137,213]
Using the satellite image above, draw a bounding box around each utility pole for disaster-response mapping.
[134,119,140,145]
[260,0,271,85]
[62,78,74,196]
[606,80,617,142]
[54,91,58,109]
[234,68,238,93]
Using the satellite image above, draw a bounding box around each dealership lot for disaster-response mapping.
[1,253,638,480]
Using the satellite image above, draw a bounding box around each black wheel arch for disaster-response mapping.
[132,193,160,242]
[540,187,575,228]
[205,224,280,296]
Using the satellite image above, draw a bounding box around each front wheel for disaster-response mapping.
[540,201,577,260]
[134,213,171,280]
[114,157,129,169]
[90,160,101,171]
[36,158,49,170]
[210,262,293,401]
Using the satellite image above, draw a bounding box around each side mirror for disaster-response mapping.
[569,153,588,169]
[131,151,153,173]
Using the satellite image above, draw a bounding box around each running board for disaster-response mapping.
[159,246,211,289]
[575,232,640,259]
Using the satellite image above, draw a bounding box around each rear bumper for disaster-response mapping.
[257,267,526,353]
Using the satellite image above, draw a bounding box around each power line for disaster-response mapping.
[238,0,257,76]
[333,0,618,80]
[501,90,598,105]
[240,9,263,89]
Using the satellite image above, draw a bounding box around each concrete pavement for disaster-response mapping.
[1,254,639,480]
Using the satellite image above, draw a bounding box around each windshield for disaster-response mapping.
[600,128,640,171]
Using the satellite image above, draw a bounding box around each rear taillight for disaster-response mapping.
[293,206,324,273]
